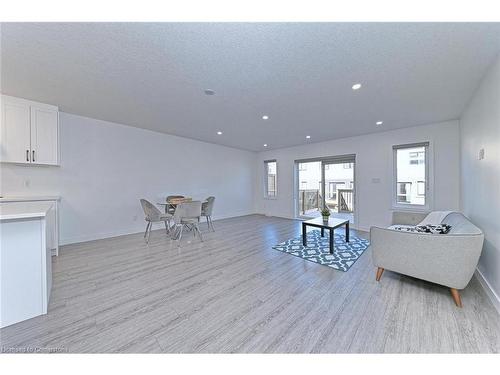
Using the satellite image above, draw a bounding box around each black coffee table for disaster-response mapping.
[302,217,350,254]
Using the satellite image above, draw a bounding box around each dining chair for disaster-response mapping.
[172,201,203,246]
[201,196,216,232]
[140,199,173,243]
[165,195,185,215]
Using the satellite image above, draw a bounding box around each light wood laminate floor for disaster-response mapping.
[1,215,499,353]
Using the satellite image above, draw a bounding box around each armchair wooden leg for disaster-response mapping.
[376,267,384,281]
[450,288,463,308]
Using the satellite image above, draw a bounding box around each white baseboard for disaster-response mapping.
[475,268,500,315]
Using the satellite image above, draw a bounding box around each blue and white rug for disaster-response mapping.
[272,229,370,272]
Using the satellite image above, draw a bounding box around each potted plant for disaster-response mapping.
[321,207,330,222]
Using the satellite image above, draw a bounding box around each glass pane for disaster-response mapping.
[266,161,277,196]
[325,163,354,213]
[297,161,322,215]
[396,146,426,205]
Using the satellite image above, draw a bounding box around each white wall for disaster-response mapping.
[0,112,257,245]
[460,54,500,304]
[254,120,460,231]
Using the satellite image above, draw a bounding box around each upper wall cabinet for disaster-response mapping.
[1,95,59,166]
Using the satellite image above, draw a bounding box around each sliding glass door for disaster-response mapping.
[296,155,355,224]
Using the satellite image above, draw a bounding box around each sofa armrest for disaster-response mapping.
[391,211,429,225]
[370,226,484,289]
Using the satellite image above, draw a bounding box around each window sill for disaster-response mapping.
[263,196,278,200]
[391,205,429,213]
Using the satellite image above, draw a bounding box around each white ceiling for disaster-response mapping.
[1,23,500,151]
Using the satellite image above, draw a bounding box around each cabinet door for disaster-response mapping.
[30,106,59,165]
[1,99,31,163]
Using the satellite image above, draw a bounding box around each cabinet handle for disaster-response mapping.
[32,150,35,162]
[26,150,30,162]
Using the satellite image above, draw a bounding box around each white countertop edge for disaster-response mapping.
[0,202,55,221]
[0,195,60,203]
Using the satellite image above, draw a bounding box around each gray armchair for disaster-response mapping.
[371,211,484,307]
[172,201,203,246]
[140,199,173,243]
[201,196,215,232]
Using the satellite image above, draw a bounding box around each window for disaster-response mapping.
[299,163,307,171]
[394,143,429,207]
[343,163,353,169]
[264,160,277,197]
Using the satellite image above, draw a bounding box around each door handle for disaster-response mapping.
[26,149,30,162]
[32,150,35,162]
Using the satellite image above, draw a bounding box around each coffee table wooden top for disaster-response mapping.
[303,216,349,229]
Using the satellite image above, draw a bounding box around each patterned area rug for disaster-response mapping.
[272,229,370,272]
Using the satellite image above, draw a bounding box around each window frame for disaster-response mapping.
[264,159,278,199]
[417,181,426,196]
[392,142,431,211]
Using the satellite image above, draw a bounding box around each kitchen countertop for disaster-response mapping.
[0,195,60,203]
[0,201,55,220]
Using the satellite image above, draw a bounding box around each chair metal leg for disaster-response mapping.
[195,224,204,242]
[144,222,151,239]
[177,225,184,247]
[209,216,215,232]
[206,216,210,230]
[146,222,153,244]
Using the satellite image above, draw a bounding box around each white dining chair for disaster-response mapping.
[140,199,173,243]
[172,201,203,246]
[201,196,216,231]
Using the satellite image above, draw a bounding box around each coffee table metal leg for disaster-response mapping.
[321,227,324,237]
[329,228,334,254]
[302,223,307,246]
[346,222,350,242]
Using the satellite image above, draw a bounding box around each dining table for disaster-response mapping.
[156,197,207,214]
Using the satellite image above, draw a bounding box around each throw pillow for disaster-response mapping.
[415,224,451,234]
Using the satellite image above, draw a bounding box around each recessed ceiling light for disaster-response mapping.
[263,144,268,147]
[204,89,215,95]
[352,83,362,90]
[262,115,269,120]
[376,121,383,125]
[306,135,311,139]
[217,131,222,135]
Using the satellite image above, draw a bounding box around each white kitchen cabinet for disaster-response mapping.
[30,106,59,165]
[0,98,31,163]
[1,95,59,166]
[0,202,54,328]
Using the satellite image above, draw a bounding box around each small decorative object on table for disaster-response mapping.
[321,207,330,222]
